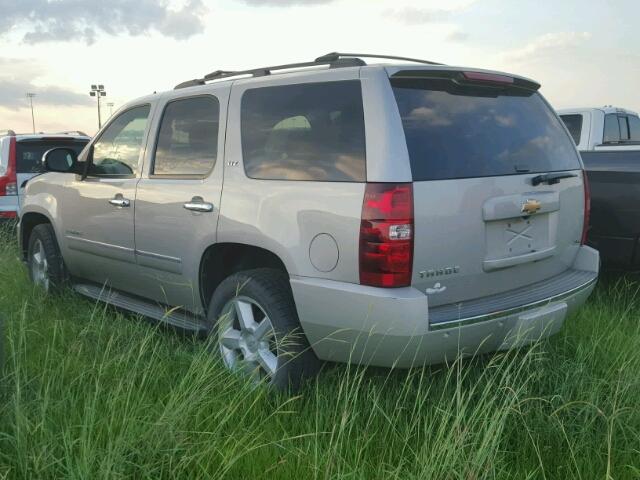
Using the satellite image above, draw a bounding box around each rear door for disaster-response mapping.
[15,137,88,205]
[390,71,585,307]
[133,91,226,314]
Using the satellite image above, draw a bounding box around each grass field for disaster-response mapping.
[0,228,639,479]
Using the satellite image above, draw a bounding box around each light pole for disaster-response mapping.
[26,93,36,133]
[107,102,115,118]
[89,84,106,129]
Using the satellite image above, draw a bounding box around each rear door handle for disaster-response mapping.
[183,196,214,213]
[109,195,130,207]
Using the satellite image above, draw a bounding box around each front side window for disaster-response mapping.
[241,80,366,182]
[89,105,150,176]
[153,96,220,176]
[603,114,621,144]
[559,114,583,145]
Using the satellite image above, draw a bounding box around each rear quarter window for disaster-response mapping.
[240,80,366,182]
[391,78,581,181]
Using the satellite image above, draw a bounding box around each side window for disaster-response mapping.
[603,114,620,144]
[241,80,366,182]
[629,115,640,142]
[153,96,220,176]
[559,114,583,145]
[89,105,150,176]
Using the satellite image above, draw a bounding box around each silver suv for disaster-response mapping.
[18,53,599,389]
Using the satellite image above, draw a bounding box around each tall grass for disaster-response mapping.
[0,226,639,479]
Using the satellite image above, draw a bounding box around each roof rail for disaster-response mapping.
[174,53,445,90]
[0,129,16,137]
[174,56,367,89]
[315,52,444,66]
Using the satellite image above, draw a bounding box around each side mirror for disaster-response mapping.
[42,148,79,173]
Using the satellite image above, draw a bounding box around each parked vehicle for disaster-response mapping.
[0,130,89,220]
[18,53,599,390]
[558,107,640,269]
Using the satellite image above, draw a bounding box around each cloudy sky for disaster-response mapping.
[0,0,637,135]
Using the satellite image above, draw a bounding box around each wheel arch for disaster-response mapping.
[20,211,55,261]
[198,242,290,313]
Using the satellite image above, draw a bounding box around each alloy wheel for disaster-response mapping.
[30,239,50,291]
[218,296,279,380]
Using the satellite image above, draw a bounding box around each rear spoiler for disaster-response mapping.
[17,136,90,143]
[391,69,541,92]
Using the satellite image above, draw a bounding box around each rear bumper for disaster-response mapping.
[292,246,599,367]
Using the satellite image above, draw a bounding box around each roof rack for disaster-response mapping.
[174,52,444,90]
[0,129,16,137]
[54,130,90,137]
[314,52,443,66]
[175,56,365,89]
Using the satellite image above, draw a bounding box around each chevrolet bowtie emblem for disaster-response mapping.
[521,199,541,215]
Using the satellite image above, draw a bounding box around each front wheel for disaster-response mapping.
[27,224,67,293]
[207,268,321,391]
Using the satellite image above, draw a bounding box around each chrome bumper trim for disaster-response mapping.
[429,276,597,331]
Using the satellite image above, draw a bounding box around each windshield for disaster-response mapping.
[391,77,581,181]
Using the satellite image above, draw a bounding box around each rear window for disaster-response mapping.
[629,115,640,141]
[391,78,581,181]
[619,116,630,141]
[603,114,620,143]
[559,114,583,145]
[16,139,88,173]
[241,80,366,182]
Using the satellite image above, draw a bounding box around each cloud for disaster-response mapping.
[386,0,477,25]
[446,30,469,43]
[0,80,92,110]
[503,32,592,63]
[0,58,92,110]
[240,0,335,5]
[387,7,455,25]
[0,0,207,44]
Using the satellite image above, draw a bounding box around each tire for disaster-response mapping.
[27,223,67,293]
[207,268,321,391]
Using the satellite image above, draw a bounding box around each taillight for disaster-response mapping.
[0,211,17,218]
[359,183,414,288]
[0,137,17,196]
[581,170,591,245]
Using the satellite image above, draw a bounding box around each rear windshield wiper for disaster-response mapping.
[531,172,578,186]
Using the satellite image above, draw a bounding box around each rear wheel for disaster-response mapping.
[27,224,66,293]
[208,268,321,391]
